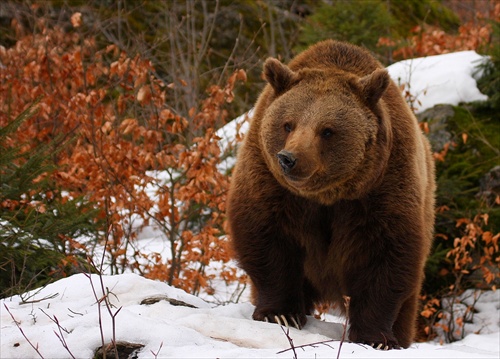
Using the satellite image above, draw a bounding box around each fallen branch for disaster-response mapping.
[19,293,59,305]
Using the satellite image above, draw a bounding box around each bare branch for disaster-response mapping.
[280,326,298,359]
[337,295,351,359]
[3,303,45,359]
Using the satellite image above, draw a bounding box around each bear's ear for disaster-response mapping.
[358,69,390,106]
[263,58,299,95]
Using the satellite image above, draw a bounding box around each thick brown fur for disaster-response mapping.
[227,40,435,349]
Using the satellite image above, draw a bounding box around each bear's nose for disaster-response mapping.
[277,150,297,174]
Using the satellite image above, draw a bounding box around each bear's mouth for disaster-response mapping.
[282,172,314,188]
[285,174,305,182]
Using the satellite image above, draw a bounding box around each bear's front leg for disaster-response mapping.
[345,258,417,350]
[240,233,310,330]
[229,197,310,329]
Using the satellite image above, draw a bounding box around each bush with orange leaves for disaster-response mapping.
[0,18,246,296]
[419,213,499,343]
[378,3,500,60]
[448,214,499,288]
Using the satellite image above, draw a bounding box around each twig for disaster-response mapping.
[337,295,351,359]
[39,308,71,334]
[84,263,107,359]
[276,297,352,357]
[280,326,298,359]
[86,256,122,359]
[3,303,45,359]
[20,291,59,305]
[150,341,164,359]
[276,338,336,354]
[39,307,77,358]
[45,311,76,359]
[100,284,122,359]
[52,329,75,359]
[67,308,84,317]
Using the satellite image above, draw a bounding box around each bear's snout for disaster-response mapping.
[277,150,297,174]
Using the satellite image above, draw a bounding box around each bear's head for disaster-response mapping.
[259,58,393,205]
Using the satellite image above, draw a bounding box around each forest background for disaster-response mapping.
[0,0,499,343]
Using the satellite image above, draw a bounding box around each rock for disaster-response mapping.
[477,165,500,206]
[140,295,198,308]
[94,341,144,359]
[417,104,455,152]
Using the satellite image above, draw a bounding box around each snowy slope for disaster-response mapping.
[1,274,498,358]
[386,50,488,113]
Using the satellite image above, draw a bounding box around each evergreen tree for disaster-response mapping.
[0,102,101,298]
[297,0,395,54]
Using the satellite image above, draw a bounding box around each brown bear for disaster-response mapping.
[227,40,435,350]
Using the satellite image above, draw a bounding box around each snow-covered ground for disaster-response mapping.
[1,274,498,358]
[1,51,497,358]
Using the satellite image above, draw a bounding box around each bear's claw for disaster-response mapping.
[369,342,400,350]
[262,313,303,329]
[290,315,301,329]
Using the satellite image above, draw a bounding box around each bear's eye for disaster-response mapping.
[321,128,334,139]
[284,122,293,133]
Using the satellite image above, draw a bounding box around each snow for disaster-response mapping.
[386,50,488,113]
[1,274,498,358]
[216,109,251,172]
[1,51,496,358]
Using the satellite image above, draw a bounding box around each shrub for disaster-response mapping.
[0,16,246,296]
